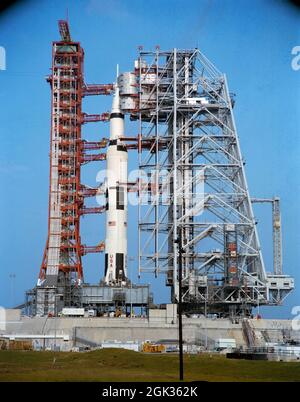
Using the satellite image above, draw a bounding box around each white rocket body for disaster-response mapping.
[104,85,128,285]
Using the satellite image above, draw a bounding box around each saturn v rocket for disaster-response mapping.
[104,83,128,285]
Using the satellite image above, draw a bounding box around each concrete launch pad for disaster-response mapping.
[1,309,300,356]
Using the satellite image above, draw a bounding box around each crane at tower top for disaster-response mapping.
[58,20,71,42]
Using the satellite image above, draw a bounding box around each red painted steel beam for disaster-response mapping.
[82,84,114,96]
[80,153,107,163]
[80,139,108,150]
[80,242,105,255]
[79,186,100,198]
[79,206,106,215]
[81,112,110,123]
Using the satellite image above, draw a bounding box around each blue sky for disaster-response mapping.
[0,0,299,319]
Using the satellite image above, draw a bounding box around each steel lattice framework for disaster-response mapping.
[132,48,293,316]
[38,31,84,288]
[36,21,111,315]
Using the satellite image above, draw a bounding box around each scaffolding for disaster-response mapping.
[124,48,294,317]
[36,21,112,315]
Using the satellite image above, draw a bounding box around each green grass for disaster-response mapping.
[0,349,300,382]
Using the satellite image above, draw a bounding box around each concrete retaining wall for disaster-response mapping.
[1,312,298,351]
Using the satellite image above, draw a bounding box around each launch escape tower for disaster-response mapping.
[27,22,294,317]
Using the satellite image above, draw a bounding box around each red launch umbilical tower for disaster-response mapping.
[37,21,112,312]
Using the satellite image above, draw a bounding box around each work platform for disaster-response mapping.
[26,283,151,317]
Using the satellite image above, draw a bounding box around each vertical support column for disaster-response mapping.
[154,48,159,277]
[138,54,142,280]
[273,197,282,275]
[172,49,178,300]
